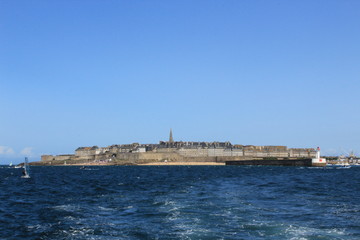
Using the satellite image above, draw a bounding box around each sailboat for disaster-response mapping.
[9,161,13,167]
[21,157,30,178]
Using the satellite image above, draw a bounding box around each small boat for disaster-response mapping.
[336,165,351,169]
[21,157,30,178]
[9,161,13,167]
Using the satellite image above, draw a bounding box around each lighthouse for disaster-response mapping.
[312,147,327,167]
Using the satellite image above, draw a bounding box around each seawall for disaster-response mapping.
[225,159,313,166]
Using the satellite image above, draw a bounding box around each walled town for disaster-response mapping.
[40,130,317,166]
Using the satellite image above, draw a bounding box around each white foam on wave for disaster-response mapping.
[98,206,115,211]
[52,204,80,212]
[172,220,213,239]
[60,227,95,239]
[27,224,50,231]
[285,224,346,239]
[167,210,181,221]
[57,226,127,240]
[122,205,137,214]
[164,200,176,206]
[64,215,76,220]
[227,220,348,239]
[158,199,216,238]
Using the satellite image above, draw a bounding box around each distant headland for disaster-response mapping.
[32,130,326,167]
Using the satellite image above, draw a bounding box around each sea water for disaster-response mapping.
[0,165,359,239]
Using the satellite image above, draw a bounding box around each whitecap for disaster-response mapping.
[52,204,80,212]
[285,224,346,239]
[98,206,115,211]
[164,200,176,206]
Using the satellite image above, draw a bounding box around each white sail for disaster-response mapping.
[21,157,30,178]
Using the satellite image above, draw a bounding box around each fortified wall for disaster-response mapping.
[41,140,316,165]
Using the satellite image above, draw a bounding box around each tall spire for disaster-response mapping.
[169,128,174,143]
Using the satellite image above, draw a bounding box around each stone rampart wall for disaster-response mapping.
[41,155,55,161]
[113,152,184,163]
[53,155,75,161]
[289,149,314,158]
[75,149,96,157]
[244,151,289,158]
[111,152,251,164]
[40,145,317,164]
[154,148,178,153]
[176,148,314,158]
[177,148,244,157]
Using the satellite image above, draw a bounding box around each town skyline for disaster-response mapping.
[1,1,360,164]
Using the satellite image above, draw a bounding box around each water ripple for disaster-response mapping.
[0,166,359,239]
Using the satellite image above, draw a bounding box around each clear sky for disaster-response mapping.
[1,0,360,164]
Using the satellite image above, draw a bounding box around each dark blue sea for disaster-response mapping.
[1,166,359,239]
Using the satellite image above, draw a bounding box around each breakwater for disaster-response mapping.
[226,158,313,166]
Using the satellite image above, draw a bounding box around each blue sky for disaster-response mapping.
[1,0,360,163]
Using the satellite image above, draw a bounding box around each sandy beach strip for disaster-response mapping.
[48,162,225,166]
[138,162,225,166]
[62,162,113,166]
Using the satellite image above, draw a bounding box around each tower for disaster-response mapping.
[169,128,174,143]
[316,147,320,159]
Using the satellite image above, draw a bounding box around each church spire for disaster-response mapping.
[169,128,174,143]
